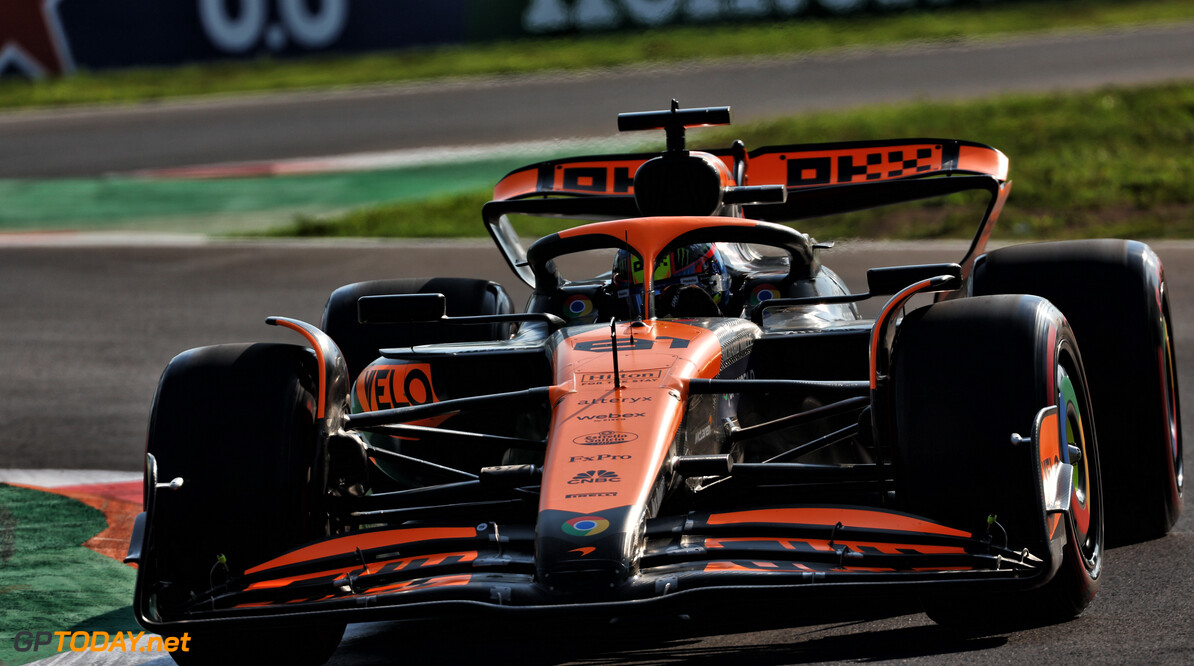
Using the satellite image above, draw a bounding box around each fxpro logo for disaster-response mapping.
[573,431,638,446]
[568,470,621,484]
[569,454,631,463]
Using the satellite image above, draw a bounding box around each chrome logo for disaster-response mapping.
[562,516,610,537]
[563,294,594,319]
[750,283,779,306]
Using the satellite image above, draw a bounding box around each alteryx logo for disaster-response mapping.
[577,396,652,405]
[568,470,621,484]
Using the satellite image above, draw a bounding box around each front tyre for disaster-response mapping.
[140,343,344,665]
[891,295,1103,626]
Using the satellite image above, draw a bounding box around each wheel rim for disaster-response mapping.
[1059,363,1100,570]
[1161,309,1183,495]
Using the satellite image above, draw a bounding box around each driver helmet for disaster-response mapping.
[612,243,729,318]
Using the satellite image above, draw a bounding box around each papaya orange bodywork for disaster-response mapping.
[540,319,723,516]
[245,526,476,575]
[706,507,971,538]
[246,552,478,591]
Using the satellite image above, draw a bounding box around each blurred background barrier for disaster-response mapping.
[1,0,1052,79]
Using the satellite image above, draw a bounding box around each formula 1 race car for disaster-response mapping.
[127,103,1183,665]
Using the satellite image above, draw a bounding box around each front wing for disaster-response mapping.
[131,504,1061,630]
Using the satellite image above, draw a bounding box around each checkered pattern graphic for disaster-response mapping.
[785,145,943,186]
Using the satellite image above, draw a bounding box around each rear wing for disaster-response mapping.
[492,139,1006,202]
[483,104,1010,288]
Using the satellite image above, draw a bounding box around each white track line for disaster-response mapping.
[130,135,647,179]
[26,651,173,666]
[0,469,141,487]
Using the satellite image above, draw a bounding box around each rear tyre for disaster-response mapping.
[972,240,1182,543]
[891,295,1103,627]
[141,343,344,665]
[321,277,514,382]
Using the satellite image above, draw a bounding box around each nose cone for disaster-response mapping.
[534,320,724,593]
[534,386,682,592]
[536,506,643,591]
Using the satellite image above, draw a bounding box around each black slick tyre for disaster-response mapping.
[972,240,1182,543]
[141,342,344,665]
[891,295,1103,627]
[321,277,514,382]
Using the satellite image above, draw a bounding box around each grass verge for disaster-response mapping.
[0,157,532,232]
[269,81,1194,241]
[0,485,138,666]
[1,0,1192,111]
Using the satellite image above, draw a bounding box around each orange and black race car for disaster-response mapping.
[127,104,1183,664]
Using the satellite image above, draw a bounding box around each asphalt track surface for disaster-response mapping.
[2,22,1194,178]
[2,239,1192,665]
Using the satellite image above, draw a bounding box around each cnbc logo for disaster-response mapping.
[568,470,621,484]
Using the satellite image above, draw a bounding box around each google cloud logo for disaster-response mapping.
[562,516,610,536]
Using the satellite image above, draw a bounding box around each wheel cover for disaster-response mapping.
[1059,364,1100,571]
[1161,313,1184,494]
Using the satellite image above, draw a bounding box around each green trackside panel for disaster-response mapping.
[466,0,531,41]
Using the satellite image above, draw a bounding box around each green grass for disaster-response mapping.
[0,485,139,666]
[0,157,531,232]
[270,190,588,240]
[1,0,1192,110]
[273,81,1194,241]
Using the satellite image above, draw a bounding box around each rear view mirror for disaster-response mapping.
[866,263,962,296]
